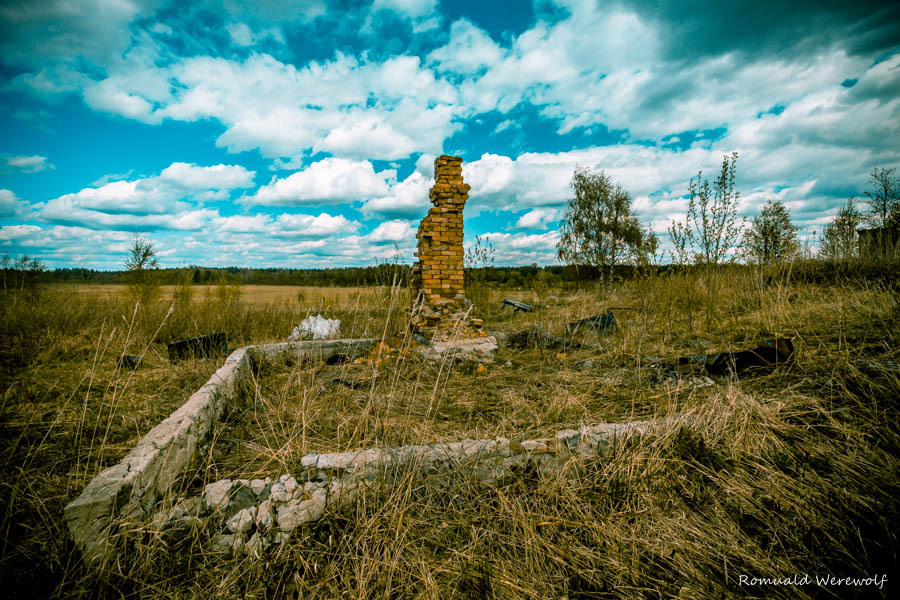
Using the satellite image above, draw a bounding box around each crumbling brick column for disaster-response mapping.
[411,155,485,339]
[417,155,467,302]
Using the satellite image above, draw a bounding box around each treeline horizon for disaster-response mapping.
[30,263,569,287]
[11,259,899,289]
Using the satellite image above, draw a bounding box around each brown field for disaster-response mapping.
[1,272,898,599]
[60,283,388,306]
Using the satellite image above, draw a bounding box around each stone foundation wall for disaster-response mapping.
[65,334,669,565]
[64,339,375,567]
[152,421,656,557]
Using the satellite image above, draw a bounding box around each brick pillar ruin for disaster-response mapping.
[411,155,485,340]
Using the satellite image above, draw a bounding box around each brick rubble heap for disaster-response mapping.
[410,155,486,341]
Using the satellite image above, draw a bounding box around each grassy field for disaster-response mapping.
[63,284,383,306]
[1,271,898,598]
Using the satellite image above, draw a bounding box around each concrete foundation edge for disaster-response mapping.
[63,338,375,567]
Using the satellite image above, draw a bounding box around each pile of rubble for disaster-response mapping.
[410,300,488,342]
[349,330,496,367]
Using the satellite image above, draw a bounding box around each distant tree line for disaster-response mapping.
[43,265,415,286]
[13,259,685,290]
[35,262,586,288]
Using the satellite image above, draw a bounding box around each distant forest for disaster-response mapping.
[6,260,897,291]
[39,263,638,288]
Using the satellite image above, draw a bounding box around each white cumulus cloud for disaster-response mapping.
[428,18,504,75]
[367,219,415,242]
[475,231,562,265]
[361,171,431,218]
[142,53,459,160]
[513,208,559,230]
[0,189,23,217]
[248,158,394,206]
[274,212,360,237]
[0,224,42,241]
[5,154,54,173]
[160,162,255,190]
[35,162,255,231]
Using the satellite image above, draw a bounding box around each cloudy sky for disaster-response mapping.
[1,0,898,269]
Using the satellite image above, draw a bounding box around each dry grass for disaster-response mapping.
[1,271,898,598]
[64,284,388,307]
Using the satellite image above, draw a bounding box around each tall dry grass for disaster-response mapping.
[1,270,898,598]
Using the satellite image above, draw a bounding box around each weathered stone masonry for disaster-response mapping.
[154,421,654,557]
[64,339,375,567]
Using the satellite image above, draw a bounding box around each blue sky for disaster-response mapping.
[1,0,898,269]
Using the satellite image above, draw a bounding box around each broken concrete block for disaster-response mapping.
[269,476,298,503]
[148,420,665,546]
[211,532,246,554]
[249,477,270,496]
[226,506,256,533]
[255,499,274,530]
[288,315,341,341]
[277,490,327,531]
[245,532,268,557]
[203,479,233,512]
[420,335,498,363]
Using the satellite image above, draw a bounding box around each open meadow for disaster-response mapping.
[1,269,898,598]
[64,284,375,307]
